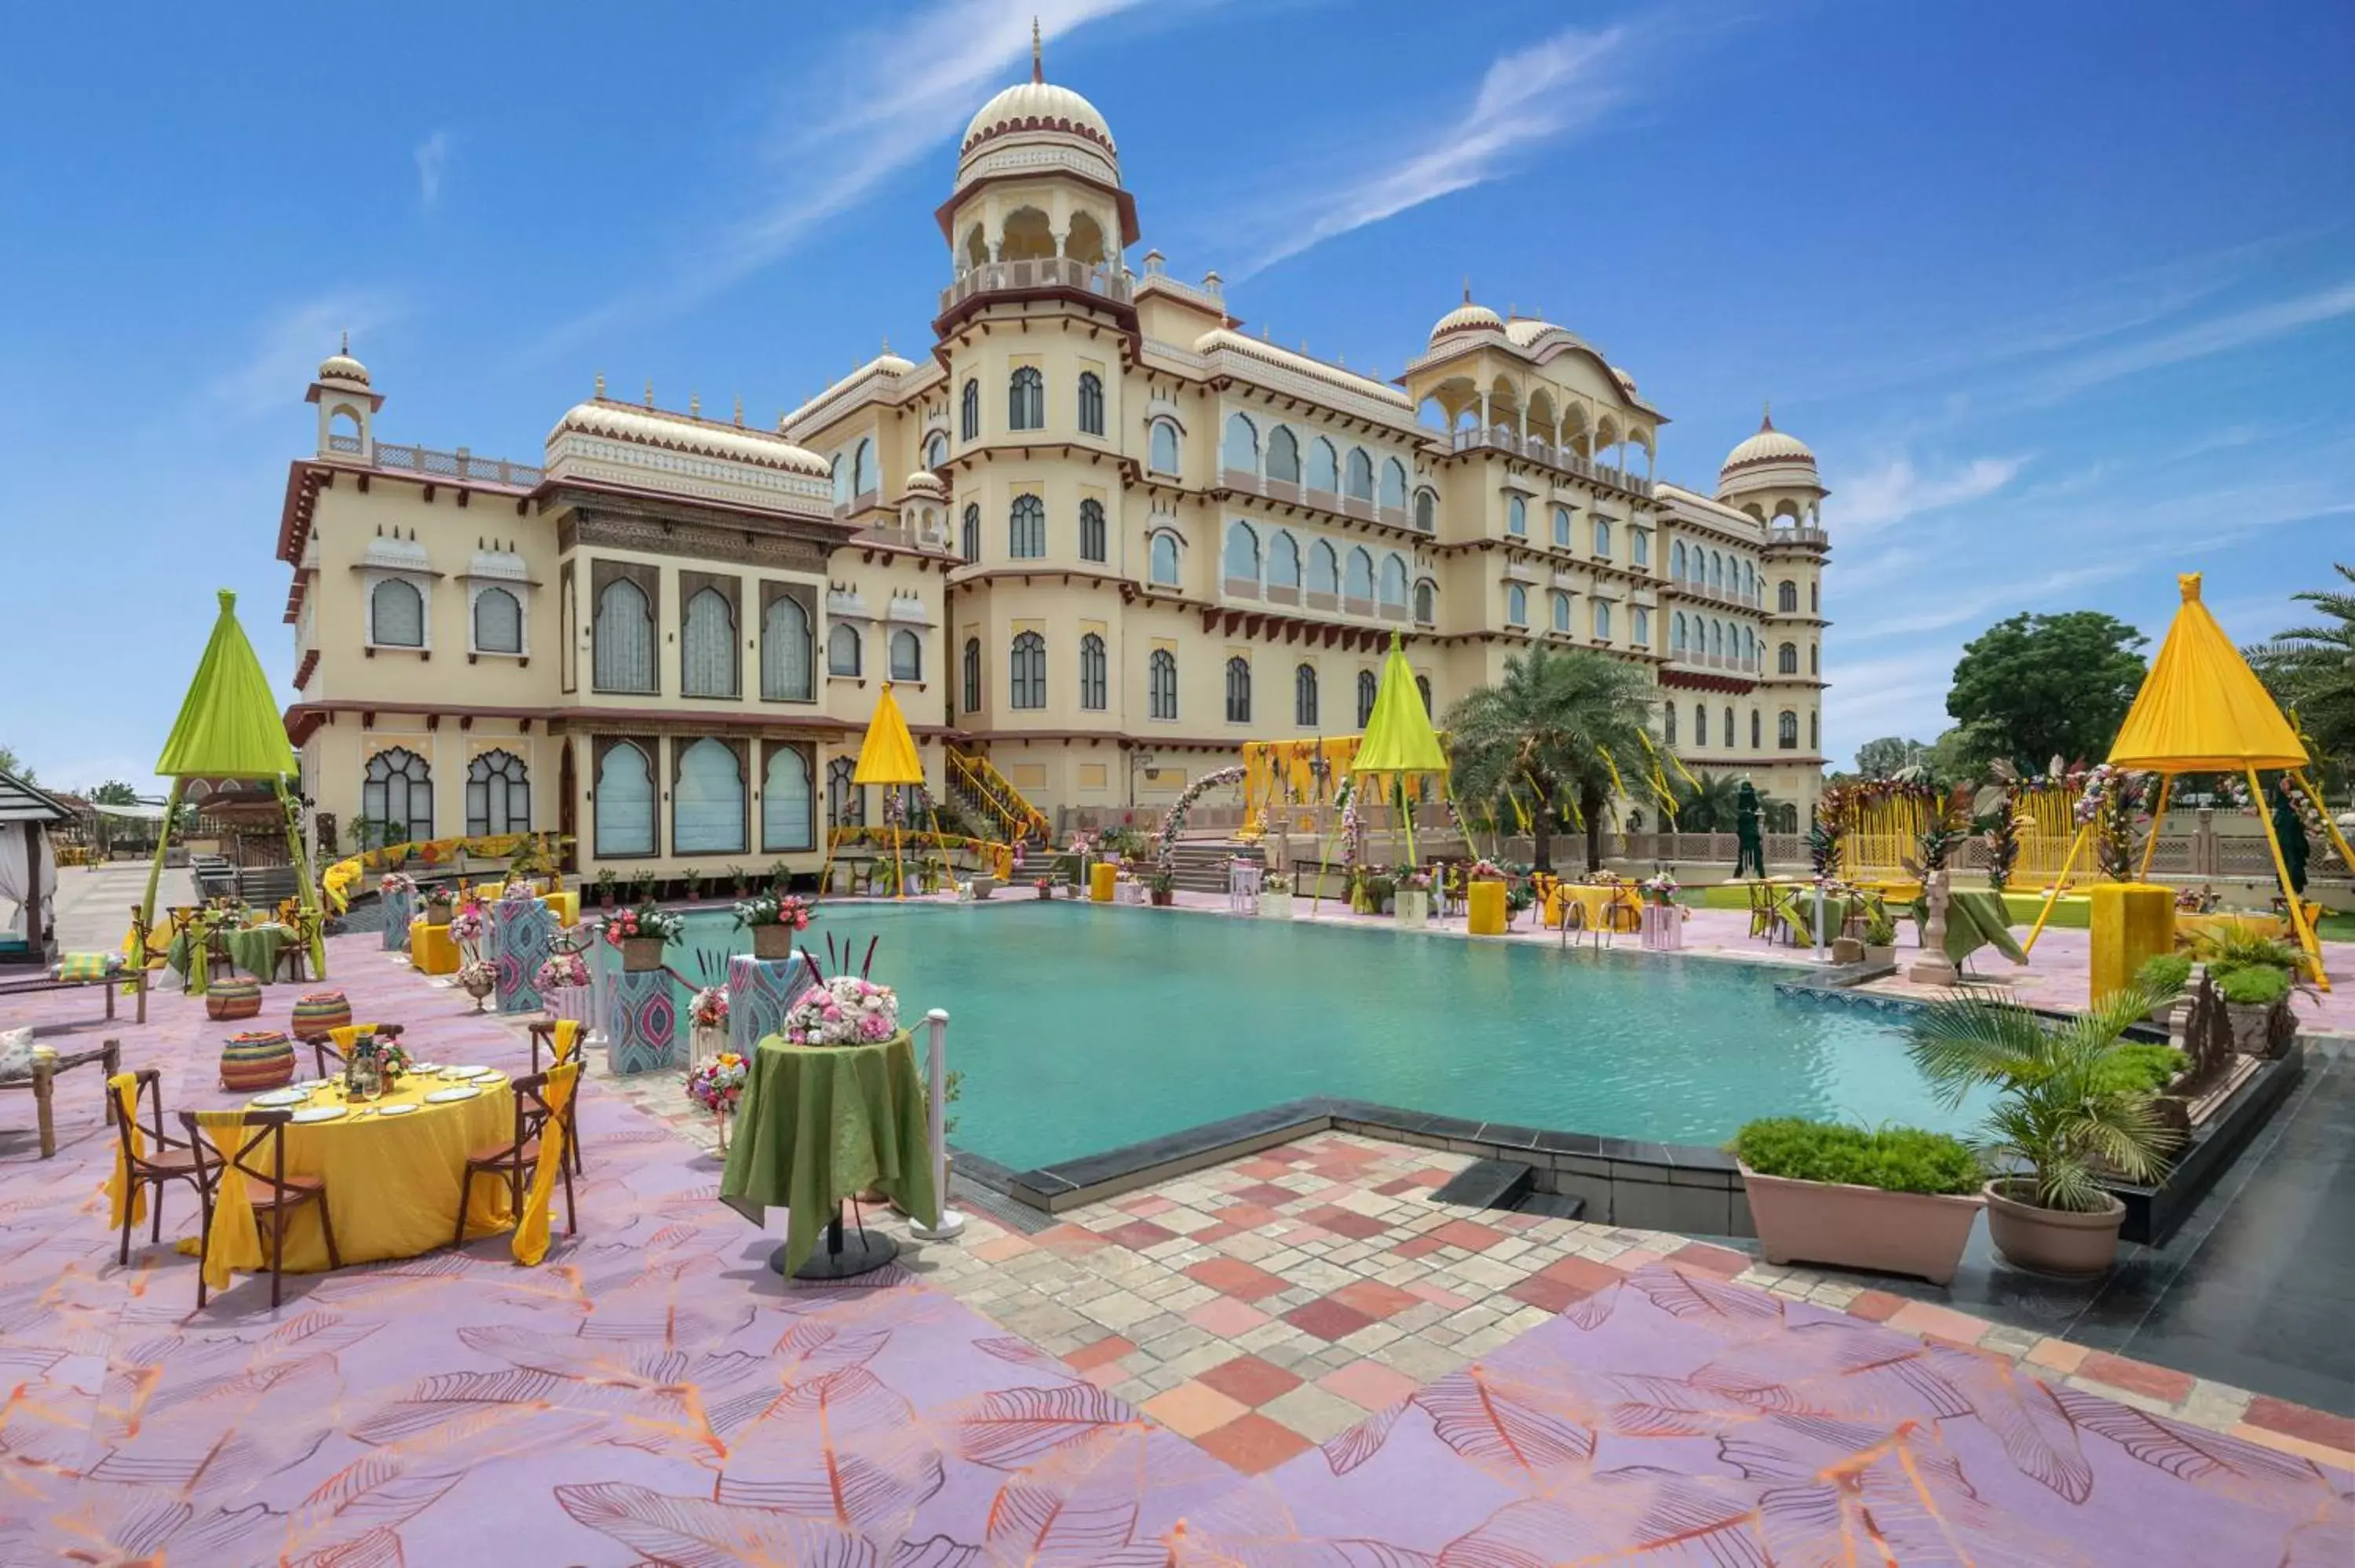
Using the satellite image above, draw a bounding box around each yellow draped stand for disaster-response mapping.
[830,681,927,899]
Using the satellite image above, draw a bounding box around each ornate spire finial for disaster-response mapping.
[1761,399,1773,431]
[340,329,349,355]
[644,379,654,409]
[1031,16,1043,82]
[733,393,744,428]
[594,370,606,399]
[1462,277,1471,304]
[689,391,701,418]
[882,333,892,355]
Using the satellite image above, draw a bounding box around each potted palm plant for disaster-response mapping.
[1148,868,1176,907]
[1731,1118,1984,1284]
[1862,900,1899,967]
[1908,983,2181,1277]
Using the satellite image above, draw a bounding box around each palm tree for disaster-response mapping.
[2248,563,2354,773]
[1666,770,1782,834]
[1443,647,1659,872]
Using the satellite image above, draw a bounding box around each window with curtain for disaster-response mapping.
[1779,710,1798,749]
[1414,582,1434,623]
[673,738,746,854]
[1076,372,1104,436]
[1378,554,1407,610]
[1149,534,1180,585]
[472,587,520,654]
[1308,540,1338,595]
[1506,585,1527,625]
[827,757,865,826]
[1345,447,1374,499]
[681,586,738,697]
[961,504,980,560]
[1268,531,1301,589]
[1225,656,1251,723]
[593,577,655,692]
[1552,593,1570,633]
[960,379,980,440]
[362,747,433,842]
[1080,633,1107,709]
[889,629,922,681]
[1345,547,1374,600]
[593,742,654,856]
[1223,521,1259,582]
[924,431,947,468]
[962,638,980,714]
[466,749,530,836]
[762,746,814,851]
[371,578,424,647]
[1009,631,1046,709]
[1149,648,1177,719]
[1009,366,1044,430]
[1221,412,1258,472]
[828,622,861,676]
[1414,490,1436,533]
[1265,425,1300,482]
[761,596,812,700]
[1506,496,1527,535]
[1148,421,1181,474]
[1079,498,1105,562]
[1307,438,1338,491]
[1294,663,1318,726]
[1779,641,1798,674]
[1010,494,1045,558]
[1380,458,1407,509]
[1356,669,1378,727]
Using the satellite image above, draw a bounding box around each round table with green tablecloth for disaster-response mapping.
[717,1031,938,1278]
[165,922,294,990]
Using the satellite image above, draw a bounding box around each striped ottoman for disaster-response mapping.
[205,978,263,1022]
[290,990,352,1038]
[219,1031,295,1092]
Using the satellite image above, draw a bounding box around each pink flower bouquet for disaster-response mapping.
[783,975,900,1045]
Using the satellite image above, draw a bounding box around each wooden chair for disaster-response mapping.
[527,1020,586,1173]
[1746,881,1773,940]
[107,1067,203,1262]
[177,1109,340,1309]
[304,1022,405,1080]
[455,1069,576,1251]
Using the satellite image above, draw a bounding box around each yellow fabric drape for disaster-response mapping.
[104,1073,145,1230]
[2110,574,2309,771]
[194,1110,264,1292]
[324,1023,402,1058]
[548,1019,580,1065]
[512,1060,579,1266]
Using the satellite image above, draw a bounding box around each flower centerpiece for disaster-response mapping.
[455,958,498,1012]
[535,948,593,1026]
[784,975,901,1046]
[604,903,685,972]
[686,1052,749,1150]
[1640,870,1680,906]
[1258,867,1294,920]
[351,1030,412,1089]
[378,871,416,895]
[1469,857,1506,883]
[448,903,488,960]
[733,891,812,960]
[688,983,730,1067]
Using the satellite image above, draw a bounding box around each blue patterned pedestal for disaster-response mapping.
[604,966,681,1075]
[489,895,553,1015]
[381,885,413,951]
[727,952,811,1055]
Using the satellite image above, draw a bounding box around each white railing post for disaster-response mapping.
[908,1008,966,1241]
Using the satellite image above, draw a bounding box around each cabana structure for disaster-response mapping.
[848,681,925,899]
[1353,632,1452,864]
[0,768,71,968]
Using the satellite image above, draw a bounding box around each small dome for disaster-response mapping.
[1429,299,1503,345]
[959,79,1118,184]
[1721,407,1816,478]
[317,342,369,385]
[901,470,947,499]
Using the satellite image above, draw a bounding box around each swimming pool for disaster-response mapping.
[626,900,1976,1172]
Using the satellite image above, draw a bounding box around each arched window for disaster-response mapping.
[1149,532,1181,585]
[889,628,922,681]
[1810,710,1820,751]
[1268,530,1302,590]
[962,637,980,715]
[1695,705,1709,746]
[1149,420,1181,475]
[1225,656,1251,723]
[1308,540,1339,596]
[1009,631,1046,709]
[1594,600,1613,640]
[1380,458,1408,510]
[961,503,980,560]
[1307,437,1338,492]
[472,587,520,655]
[682,586,738,698]
[827,622,862,677]
[1415,675,1433,715]
[371,578,424,647]
[925,431,948,469]
[1506,495,1527,535]
[1009,494,1045,557]
[761,595,812,701]
[1710,622,1725,657]
[1356,669,1378,727]
[1009,366,1044,431]
[1079,633,1107,710]
[1149,648,1178,719]
[1265,426,1301,483]
[1723,706,1736,749]
[1413,581,1434,623]
[1711,551,1726,589]
[363,746,433,843]
[1779,710,1799,749]
[762,745,814,852]
[1344,447,1374,500]
[1506,584,1528,625]
[1221,412,1258,472]
[1345,546,1375,600]
[1811,581,1820,613]
[1414,490,1436,533]
[1751,709,1762,749]
[1663,703,1677,745]
[831,454,848,507]
[1778,641,1798,675]
[850,437,874,497]
[1594,517,1612,558]
[1552,506,1571,549]
[1076,371,1104,436]
[674,738,746,853]
[1079,498,1106,563]
[593,742,654,857]
[593,577,655,692]
[1810,642,1819,674]
[960,379,980,441]
[1378,554,1408,610]
[1778,579,1798,613]
[1294,663,1319,727]
[1223,520,1260,583]
[1551,592,1571,633]
[1632,607,1650,647]
[827,756,865,827]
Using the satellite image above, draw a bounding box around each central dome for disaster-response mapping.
[962,82,1115,159]
[958,35,1119,188]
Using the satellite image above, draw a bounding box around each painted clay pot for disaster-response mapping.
[220,1030,296,1092]
[1982,1180,2126,1277]
[752,924,795,961]
[290,990,352,1039]
[205,978,263,1022]
[621,935,667,972]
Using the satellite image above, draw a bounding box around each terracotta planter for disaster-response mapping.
[1982,1180,2126,1277]
[751,924,796,961]
[620,935,667,972]
[1149,889,1174,907]
[1741,1166,1982,1285]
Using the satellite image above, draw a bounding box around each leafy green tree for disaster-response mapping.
[1947,611,2147,771]
[0,744,33,783]
[2247,563,2355,774]
[1853,736,1929,779]
[1444,647,1658,873]
[90,780,141,806]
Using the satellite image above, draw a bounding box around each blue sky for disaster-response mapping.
[2,0,2349,791]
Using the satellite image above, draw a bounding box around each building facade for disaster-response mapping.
[276,58,1829,880]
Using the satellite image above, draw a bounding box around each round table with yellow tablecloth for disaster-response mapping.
[1550,883,1641,936]
[181,1072,518,1271]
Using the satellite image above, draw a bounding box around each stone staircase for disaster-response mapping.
[1165,840,1263,895]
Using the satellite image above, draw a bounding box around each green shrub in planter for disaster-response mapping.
[2090,1042,2189,1096]
[1729,1118,1980,1196]
[2214,965,2291,1007]
[2134,952,2193,996]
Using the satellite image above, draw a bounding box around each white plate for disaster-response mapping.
[424,1085,480,1104]
[446,1065,493,1079]
[377,1103,419,1117]
[250,1088,310,1107]
[410,1062,442,1073]
[290,1105,348,1124]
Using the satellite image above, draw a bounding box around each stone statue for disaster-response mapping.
[1908,868,1960,986]
[1734,779,1765,880]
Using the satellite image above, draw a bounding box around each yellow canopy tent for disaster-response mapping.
[141,590,327,977]
[1352,632,1451,862]
[850,681,926,899]
[2022,574,2353,987]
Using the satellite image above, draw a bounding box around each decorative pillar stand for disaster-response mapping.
[604,966,682,1075]
[1640,904,1684,951]
[1908,870,1960,986]
[489,897,553,1015]
[907,1008,966,1242]
[2090,883,2174,1006]
[728,952,810,1056]
[1466,880,1506,937]
[381,884,414,952]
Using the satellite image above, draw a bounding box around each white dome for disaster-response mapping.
[1721,410,1816,478]
[549,399,830,478]
[1429,300,1504,345]
[901,470,947,498]
[317,350,369,385]
[959,80,1118,183]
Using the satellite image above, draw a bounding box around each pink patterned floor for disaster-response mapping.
[0,936,2347,1565]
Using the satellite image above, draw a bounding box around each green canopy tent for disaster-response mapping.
[1352,632,1451,864]
[141,590,326,978]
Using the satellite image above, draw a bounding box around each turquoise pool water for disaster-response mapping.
[631,902,1972,1172]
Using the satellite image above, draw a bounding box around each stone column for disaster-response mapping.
[1908,869,1959,986]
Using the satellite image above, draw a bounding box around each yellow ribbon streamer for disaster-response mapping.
[104,1073,145,1230]
[194,1110,264,1292]
[512,1059,579,1266]
[548,1019,580,1066]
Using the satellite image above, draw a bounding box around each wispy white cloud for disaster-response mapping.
[2014,276,2355,405]
[1235,26,1633,279]
[202,295,394,421]
[1838,454,2025,534]
[414,131,451,209]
